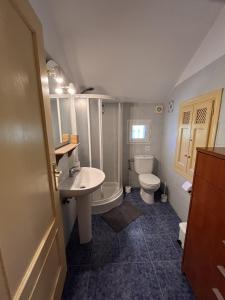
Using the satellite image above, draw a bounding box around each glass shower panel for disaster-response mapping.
[89,99,100,169]
[102,101,119,184]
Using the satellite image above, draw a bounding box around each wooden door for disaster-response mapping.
[175,104,193,175]
[187,100,213,178]
[0,1,66,299]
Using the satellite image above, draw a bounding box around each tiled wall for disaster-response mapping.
[161,54,225,221]
[123,103,164,187]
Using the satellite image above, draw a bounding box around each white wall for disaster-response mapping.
[123,103,164,186]
[29,0,72,79]
[163,8,225,221]
[176,7,225,85]
[161,54,225,221]
[57,152,77,244]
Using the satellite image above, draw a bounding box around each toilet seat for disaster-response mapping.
[139,173,160,189]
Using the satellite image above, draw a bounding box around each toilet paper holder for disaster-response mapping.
[182,181,192,194]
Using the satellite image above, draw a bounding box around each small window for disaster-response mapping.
[128,120,150,143]
[132,125,146,139]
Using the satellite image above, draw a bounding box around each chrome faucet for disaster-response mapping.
[69,166,79,177]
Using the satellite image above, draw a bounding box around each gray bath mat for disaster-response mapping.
[101,201,142,232]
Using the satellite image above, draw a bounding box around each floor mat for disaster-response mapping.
[101,201,142,232]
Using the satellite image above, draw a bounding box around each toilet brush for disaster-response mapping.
[161,182,168,203]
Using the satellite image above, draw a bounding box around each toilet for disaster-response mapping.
[134,155,160,204]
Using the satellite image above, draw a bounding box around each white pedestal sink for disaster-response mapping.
[59,167,105,244]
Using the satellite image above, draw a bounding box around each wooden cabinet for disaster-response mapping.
[175,90,222,181]
[182,148,225,299]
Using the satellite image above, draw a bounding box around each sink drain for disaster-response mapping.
[80,186,86,189]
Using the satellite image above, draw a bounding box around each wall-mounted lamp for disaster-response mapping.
[55,87,63,94]
[68,83,76,95]
[54,83,76,95]
[55,76,64,84]
[47,60,76,95]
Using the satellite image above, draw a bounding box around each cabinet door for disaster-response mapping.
[183,175,218,299]
[175,105,193,176]
[187,100,213,178]
[183,152,225,299]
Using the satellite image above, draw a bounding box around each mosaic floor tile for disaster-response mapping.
[153,260,195,300]
[62,189,195,299]
[145,234,180,261]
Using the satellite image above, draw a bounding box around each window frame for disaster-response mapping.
[127,119,151,144]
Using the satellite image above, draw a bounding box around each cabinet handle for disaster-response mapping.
[217,265,225,279]
[212,288,224,300]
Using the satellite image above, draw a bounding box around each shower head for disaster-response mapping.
[81,87,94,94]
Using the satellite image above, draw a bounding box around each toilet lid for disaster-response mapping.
[139,173,160,187]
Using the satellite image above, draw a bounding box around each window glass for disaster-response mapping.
[132,125,146,139]
[128,120,150,143]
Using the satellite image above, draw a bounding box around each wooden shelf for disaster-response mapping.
[55,143,79,163]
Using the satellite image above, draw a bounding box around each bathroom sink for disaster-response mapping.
[59,167,105,244]
[59,167,105,197]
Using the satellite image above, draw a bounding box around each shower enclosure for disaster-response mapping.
[75,94,123,214]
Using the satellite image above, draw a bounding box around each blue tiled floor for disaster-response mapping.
[62,189,195,300]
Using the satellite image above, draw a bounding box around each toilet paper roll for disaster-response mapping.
[182,181,192,193]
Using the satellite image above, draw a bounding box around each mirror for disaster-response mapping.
[50,97,72,148]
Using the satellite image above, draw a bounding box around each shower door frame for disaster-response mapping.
[75,94,122,190]
[49,94,76,146]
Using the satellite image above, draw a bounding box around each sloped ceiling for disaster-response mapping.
[47,0,223,102]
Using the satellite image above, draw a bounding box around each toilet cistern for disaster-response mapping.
[59,167,105,243]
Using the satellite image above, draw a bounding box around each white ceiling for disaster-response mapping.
[47,0,224,102]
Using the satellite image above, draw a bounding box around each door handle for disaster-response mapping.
[52,163,62,191]
[212,288,224,300]
[217,265,225,279]
[54,169,62,177]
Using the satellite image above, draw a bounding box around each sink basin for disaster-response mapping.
[59,167,105,197]
[59,167,105,244]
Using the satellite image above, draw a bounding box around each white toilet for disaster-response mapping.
[134,155,160,204]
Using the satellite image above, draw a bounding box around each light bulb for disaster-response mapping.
[55,87,63,94]
[68,83,76,95]
[55,76,64,84]
[68,87,76,95]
